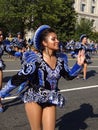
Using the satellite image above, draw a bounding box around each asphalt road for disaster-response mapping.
[0,53,98,130]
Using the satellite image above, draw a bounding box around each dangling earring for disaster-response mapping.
[45,47,49,55]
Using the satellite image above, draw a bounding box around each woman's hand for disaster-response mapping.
[77,50,85,66]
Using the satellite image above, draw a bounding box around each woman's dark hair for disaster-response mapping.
[39,28,55,51]
[0,28,6,39]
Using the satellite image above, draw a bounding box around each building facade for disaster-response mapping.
[74,0,98,31]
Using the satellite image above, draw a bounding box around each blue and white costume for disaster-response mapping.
[0,50,82,107]
[70,42,91,64]
[10,37,26,49]
[0,25,83,108]
[0,41,22,70]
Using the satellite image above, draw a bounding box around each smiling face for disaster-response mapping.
[82,37,87,44]
[42,32,59,51]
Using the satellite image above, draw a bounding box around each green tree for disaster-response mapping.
[74,18,94,41]
[32,0,77,42]
[0,0,34,36]
[91,32,98,43]
[0,0,77,41]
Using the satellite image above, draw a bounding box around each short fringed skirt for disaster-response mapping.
[22,87,66,108]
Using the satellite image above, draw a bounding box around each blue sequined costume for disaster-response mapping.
[0,41,22,70]
[68,42,91,64]
[0,50,82,107]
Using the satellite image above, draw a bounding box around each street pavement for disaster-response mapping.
[0,53,98,130]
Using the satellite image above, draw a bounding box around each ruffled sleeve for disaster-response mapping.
[18,50,38,75]
[10,51,39,86]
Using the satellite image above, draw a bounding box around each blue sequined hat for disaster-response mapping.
[80,34,87,42]
[33,25,50,51]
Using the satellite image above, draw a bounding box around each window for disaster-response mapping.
[82,0,86,2]
[81,4,86,12]
[91,6,95,13]
[92,0,96,4]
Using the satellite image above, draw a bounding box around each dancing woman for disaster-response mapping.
[0,25,85,130]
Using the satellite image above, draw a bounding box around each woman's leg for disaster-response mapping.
[25,102,43,130]
[42,105,56,130]
[83,63,87,79]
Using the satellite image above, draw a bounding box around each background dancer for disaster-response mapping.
[68,34,91,80]
[0,29,24,112]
